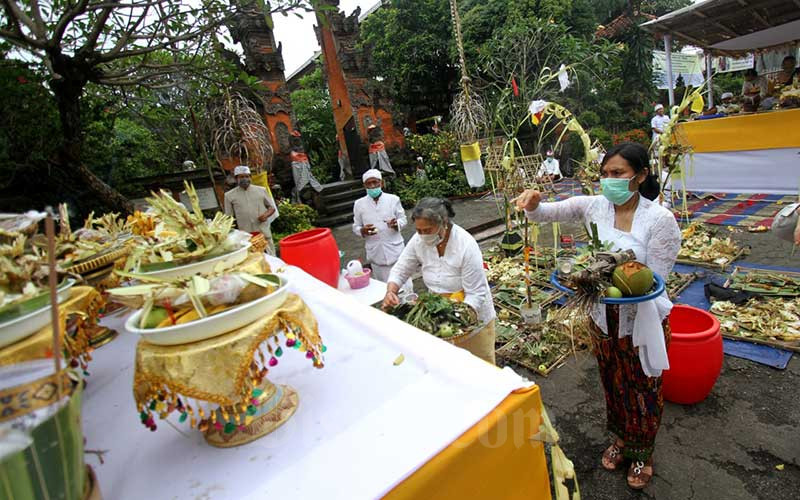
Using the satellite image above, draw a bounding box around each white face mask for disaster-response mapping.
[419,231,442,246]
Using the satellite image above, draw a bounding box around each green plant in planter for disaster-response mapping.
[271,200,318,242]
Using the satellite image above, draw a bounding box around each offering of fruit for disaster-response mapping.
[108,272,278,329]
[611,262,654,297]
[605,286,623,298]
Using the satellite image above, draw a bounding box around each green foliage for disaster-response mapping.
[396,132,472,206]
[612,129,650,146]
[713,72,744,99]
[405,132,459,167]
[82,117,181,195]
[577,110,601,128]
[587,126,612,148]
[360,0,457,114]
[271,199,318,241]
[290,66,337,180]
[0,61,61,189]
[478,16,619,149]
[395,173,472,208]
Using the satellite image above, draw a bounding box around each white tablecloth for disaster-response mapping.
[83,257,530,500]
[671,147,800,195]
[337,274,387,306]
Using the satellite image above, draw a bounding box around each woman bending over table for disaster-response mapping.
[516,142,681,490]
[382,197,496,364]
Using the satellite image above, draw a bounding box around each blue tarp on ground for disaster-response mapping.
[672,261,795,370]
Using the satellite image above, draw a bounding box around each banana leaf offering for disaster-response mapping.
[678,223,745,268]
[666,272,696,300]
[497,314,587,376]
[123,182,236,272]
[494,286,555,313]
[726,268,800,297]
[710,297,800,346]
[386,292,476,339]
[485,254,552,288]
[29,204,130,269]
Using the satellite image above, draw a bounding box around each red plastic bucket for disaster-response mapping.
[279,228,341,287]
[662,305,723,404]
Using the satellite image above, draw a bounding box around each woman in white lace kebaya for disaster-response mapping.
[516,142,681,490]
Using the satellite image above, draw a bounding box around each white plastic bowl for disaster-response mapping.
[137,243,250,279]
[0,280,76,349]
[125,274,289,346]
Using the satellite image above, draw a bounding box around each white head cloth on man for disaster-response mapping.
[362,169,382,183]
[234,165,251,176]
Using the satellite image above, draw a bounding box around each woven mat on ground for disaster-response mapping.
[673,191,797,227]
[550,178,595,200]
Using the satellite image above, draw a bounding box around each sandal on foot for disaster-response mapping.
[601,441,625,471]
[627,460,653,490]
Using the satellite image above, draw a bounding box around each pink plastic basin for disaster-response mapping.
[344,268,371,289]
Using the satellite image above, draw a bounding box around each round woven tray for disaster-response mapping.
[442,324,483,345]
[64,245,130,275]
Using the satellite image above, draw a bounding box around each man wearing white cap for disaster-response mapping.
[352,169,411,291]
[716,92,739,115]
[224,165,278,255]
[650,104,670,145]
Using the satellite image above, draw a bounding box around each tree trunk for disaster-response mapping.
[49,55,134,215]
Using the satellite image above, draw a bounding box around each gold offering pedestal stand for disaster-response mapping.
[133,291,323,448]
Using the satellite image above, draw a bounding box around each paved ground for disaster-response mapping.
[329,196,800,499]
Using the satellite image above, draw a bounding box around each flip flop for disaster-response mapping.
[601,441,625,471]
[627,460,654,490]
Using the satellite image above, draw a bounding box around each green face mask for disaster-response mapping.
[600,177,635,205]
[367,187,382,198]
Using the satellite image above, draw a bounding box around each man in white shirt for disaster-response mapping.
[650,104,670,144]
[537,149,563,182]
[223,165,278,255]
[352,169,411,291]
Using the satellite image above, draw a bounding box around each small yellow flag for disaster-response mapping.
[691,94,705,113]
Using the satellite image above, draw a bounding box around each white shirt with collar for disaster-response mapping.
[352,192,407,266]
[651,114,670,142]
[223,185,276,234]
[538,157,562,177]
[388,224,496,325]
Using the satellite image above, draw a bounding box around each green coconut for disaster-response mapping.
[612,262,654,297]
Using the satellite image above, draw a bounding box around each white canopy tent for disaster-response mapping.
[641,0,800,106]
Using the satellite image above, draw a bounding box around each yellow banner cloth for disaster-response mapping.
[133,293,320,408]
[460,142,482,162]
[0,286,103,366]
[384,385,552,500]
[675,108,800,153]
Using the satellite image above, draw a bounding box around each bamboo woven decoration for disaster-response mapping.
[208,91,273,173]
[448,0,487,143]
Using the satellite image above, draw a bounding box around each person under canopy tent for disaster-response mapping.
[382,198,496,364]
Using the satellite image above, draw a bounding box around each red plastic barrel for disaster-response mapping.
[279,228,341,287]
[662,305,723,404]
